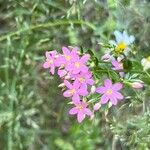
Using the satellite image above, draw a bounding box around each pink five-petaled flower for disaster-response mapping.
[66,54,90,74]
[63,80,88,103]
[96,79,124,105]
[57,46,78,67]
[111,60,124,77]
[71,71,94,87]
[69,101,93,123]
[43,50,58,74]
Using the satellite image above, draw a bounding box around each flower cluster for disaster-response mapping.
[43,30,147,123]
[43,47,94,123]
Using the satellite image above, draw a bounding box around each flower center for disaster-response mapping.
[146,56,150,62]
[115,42,127,54]
[79,77,84,83]
[119,63,123,68]
[75,62,80,68]
[69,89,75,94]
[106,89,113,95]
[65,55,71,61]
[48,59,53,64]
[77,105,84,110]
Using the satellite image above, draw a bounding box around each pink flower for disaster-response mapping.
[66,54,90,74]
[71,71,94,87]
[112,60,123,71]
[57,46,78,66]
[43,50,58,74]
[111,60,124,77]
[63,80,88,102]
[69,101,93,123]
[96,79,124,105]
[58,69,67,78]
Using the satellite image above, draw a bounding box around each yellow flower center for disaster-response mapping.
[77,105,84,110]
[79,77,84,83]
[75,62,80,68]
[69,89,75,94]
[146,56,150,62]
[65,55,71,61]
[48,60,53,64]
[106,89,113,95]
[120,63,123,68]
[115,42,127,54]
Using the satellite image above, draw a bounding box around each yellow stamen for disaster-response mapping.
[65,55,71,61]
[77,105,84,110]
[115,42,127,54]
[48,60,53,64]
[147,56,150,62]
[79,77,84,83]
[106,89,113,95]
[75,62,80,68]
[68,89,75,94]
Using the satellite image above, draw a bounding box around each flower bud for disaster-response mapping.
[101,53,112,62]
[131,82,144,89]
[58,83,65,88]
[93,102,101,111]
[90,86,96,94]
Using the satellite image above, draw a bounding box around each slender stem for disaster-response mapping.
[6,38,12,150]
[0,20,96,42]
[112,135,118,150]
[145,71,150,79]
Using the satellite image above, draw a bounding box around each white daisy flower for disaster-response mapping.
[141,56,150,71]
[110,30,135,55]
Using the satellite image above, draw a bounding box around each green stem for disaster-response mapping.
[6,37,12,150]
[0,20,96,42]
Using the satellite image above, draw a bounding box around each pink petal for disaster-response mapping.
[112,60,119,67]
[96,86,106,94]
[110,97,118,105]
[43,62,50,68]
[78,86,88,96]
[114,92,124,99]
[72,93,80,103]
[81,54,90,63]
[77,111,85,123]
[101,94,109,104]
[81,65,88,73]
[73,80,81,90]
[69,107,78,115]
[87,79,94,85]
[72,67,80,74]
[63,90,72,97]
[50,50,57,57]
[45,51,51,59]
[112,83,123,91]
[62,47,70,55]
[84,108,93,116]
[50,65,55,74]
[71,47,78,55]
[64,80,72,89]
[104,79,112,88]
[58,69,67,77]
[65,63,73,72]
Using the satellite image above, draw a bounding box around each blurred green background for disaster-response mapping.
[0,0,150,150]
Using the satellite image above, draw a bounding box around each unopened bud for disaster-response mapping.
[90,86,96,94]
[58,83,65,88]
[93,102,101,111]
[131,82,144,89]
[101,53,112,62]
